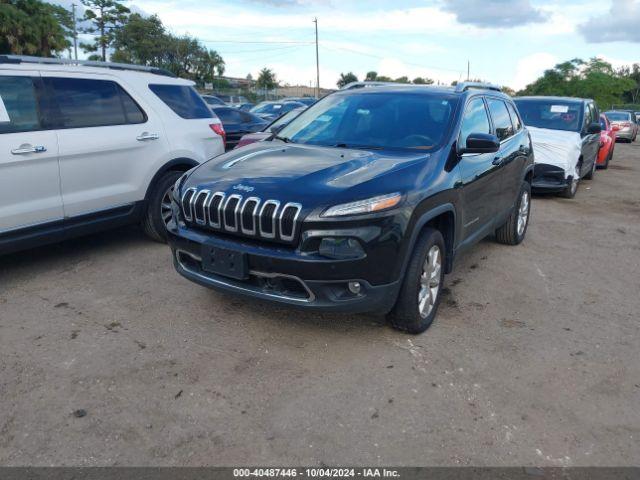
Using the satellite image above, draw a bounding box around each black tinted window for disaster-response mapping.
[213,108,243,123]
[459,97,490,148]
[149,84,212,119]
[487,98,514,141]
[0,76,41,134]
[44,77,145,128]
[506,102,522,131]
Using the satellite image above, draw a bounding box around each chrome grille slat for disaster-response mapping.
[240,197,260,235]
[258,200,280,239]
[223,194,242,232]
[279,203,302,241]
[207,192,225,228]
[193,190,210,225]
[181,189,302,243]
[181,188,196,222]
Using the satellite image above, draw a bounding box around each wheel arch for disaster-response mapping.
[144,158,199,202]
[402,204,457,277]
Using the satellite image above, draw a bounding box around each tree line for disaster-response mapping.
[0,0,226,86]
[336,71,435,88]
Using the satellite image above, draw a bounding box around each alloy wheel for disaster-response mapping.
[418,245,442,318]
[517,190,530,236]
[160,186,174,228]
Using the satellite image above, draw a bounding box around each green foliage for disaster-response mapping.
[413,77,434,85]
[365,71,377,81]
[0,0,71,56]
[394,76,409,84]
[110,13,225,85]
[519,57,636,110]
[256,68,278,90]
[336,72,358,88]
[80,0,130,61]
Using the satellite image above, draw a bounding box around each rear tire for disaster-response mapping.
[603,148,612,169]
[495,181,531,245]
[388,228,445,334]
[142,170,183,243]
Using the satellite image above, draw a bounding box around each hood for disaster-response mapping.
[184,141,431,207]
[528,126,582,179]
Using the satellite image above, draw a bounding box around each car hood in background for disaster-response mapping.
[528,126,582,179]
[184,142,430,207]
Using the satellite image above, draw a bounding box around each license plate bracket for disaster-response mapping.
[201,243,248,280]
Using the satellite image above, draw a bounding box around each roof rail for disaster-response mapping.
[0,55,176,77]
[455,81,501,93]
[340,81,403,90]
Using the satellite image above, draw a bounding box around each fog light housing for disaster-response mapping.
[348,281,361,294]
[318,237,365,259]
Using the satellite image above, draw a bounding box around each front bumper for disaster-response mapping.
[167,227,401,314]
[532,163,571,193]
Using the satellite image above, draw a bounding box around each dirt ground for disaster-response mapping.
[1,143,639,467]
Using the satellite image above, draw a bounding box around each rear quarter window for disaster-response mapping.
[149,84,213,119]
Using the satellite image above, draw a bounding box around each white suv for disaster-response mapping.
[0,56,225,254]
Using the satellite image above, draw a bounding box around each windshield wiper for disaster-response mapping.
[333,143,384,150]
[273,134,292,143]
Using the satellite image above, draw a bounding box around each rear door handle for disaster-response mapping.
[136,133,159,141]
[11,145,46,155]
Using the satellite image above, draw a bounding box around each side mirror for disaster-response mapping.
[587,122,602,134]
[270,124,284,134]
[459,133,500,154]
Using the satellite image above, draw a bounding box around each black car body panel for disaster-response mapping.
[168,86,534,313]
[211,106,267,150]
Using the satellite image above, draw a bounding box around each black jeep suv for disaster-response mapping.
[167,82,534,333]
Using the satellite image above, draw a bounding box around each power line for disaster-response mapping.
[199,39,314,45]
[319,44,463,75]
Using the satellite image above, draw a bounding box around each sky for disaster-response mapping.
[53,0,640,90]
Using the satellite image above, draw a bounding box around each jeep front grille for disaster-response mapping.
[181,188,303,244]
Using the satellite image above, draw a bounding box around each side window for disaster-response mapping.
[584,103,594,127]
[149,84,213,119]
[44,77,146,129]
[0,76,41,134]
[487,98,514,141]
[459,97,490,149]
[506,102,522,132]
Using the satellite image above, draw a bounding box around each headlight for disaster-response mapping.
[321,193,402,218]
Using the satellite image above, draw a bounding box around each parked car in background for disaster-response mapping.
[282,97,316,107]
[0,55,225,254]
[167,82,534,334]
[217,95,250,108]
[238,103,255,112]
[597,114,616,169]
[211,106,267,150]
[604,111,637,142]
[202,94,226,107]
[250,100,306,121]
[235,107,306,149]
[635,112,640,123]
[514,96,601,198]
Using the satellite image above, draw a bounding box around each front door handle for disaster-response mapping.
[11,145,47,155]
[136,132,159,141]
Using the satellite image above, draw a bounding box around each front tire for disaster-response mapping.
[495,181,531,245]
[559,175,579,199]
[388,228,445,334]
[142,170,183,242]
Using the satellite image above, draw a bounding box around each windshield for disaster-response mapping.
[252,103,286,114]
[514,99,583,132]
[606,112,631,122]
[277,91,457,150]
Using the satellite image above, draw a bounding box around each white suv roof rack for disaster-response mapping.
[0,55,176,77]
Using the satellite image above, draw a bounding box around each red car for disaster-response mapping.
[597,114,615,169]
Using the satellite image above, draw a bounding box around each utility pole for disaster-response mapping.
[313,17,320,99]
[467,60,470,81]
[72,3,78,61]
